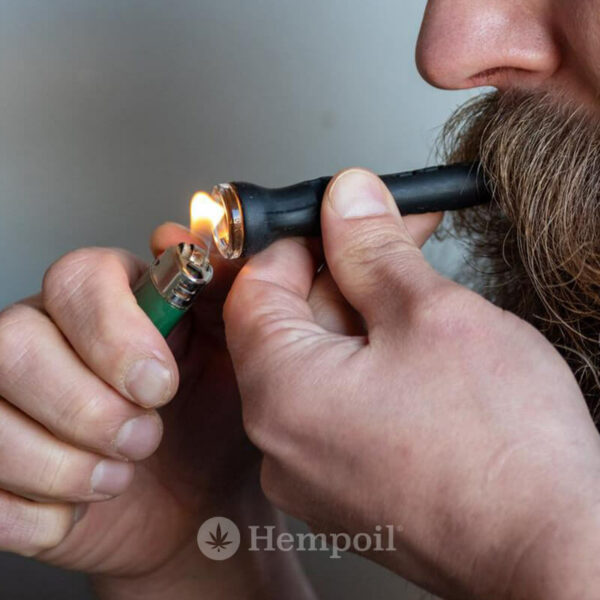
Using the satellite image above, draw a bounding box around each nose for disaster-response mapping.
[416,0,561,91]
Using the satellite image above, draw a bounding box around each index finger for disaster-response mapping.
[224,238,323,361]
[42,247,178,408]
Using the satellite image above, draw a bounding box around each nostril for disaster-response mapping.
[416,0,561,92]
[469,66,533,88]
[470,67,512,86]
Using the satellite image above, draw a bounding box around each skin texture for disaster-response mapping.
[0,215,437,599]
[2,1,600,598]
[225,169,600,599]
[224,1,600,596]
[416,0,600,109]
[0,230,315,599]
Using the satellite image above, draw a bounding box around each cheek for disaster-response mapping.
[555,0,600,94]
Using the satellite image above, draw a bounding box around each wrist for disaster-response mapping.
[507,498,600,600]
[367,466,600,600]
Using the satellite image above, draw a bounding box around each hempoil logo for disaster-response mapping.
[198,519,398,560]
[197,517,241,561]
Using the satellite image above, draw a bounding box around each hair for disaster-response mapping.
[440,91,600,421]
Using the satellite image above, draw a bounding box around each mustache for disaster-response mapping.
[440,91,600,419]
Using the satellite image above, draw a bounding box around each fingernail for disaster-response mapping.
[125,358,173,407]
[73,504,88,524]
[114,415,163,461]
[91,460,134,497]
[329,169,389,219]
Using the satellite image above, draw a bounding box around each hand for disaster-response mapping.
[0,227,313,599]
[224,168,600,600]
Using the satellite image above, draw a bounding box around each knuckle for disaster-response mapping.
[43,248,139,368]
[345,223,423,273]
[0,496,70,555]
[36,447,77,499]
[0,303,40,343]
[42,247,123,315]
[0,499,34,550]
[0,304,44,380]
[55,393,124,446]
[410,284,483,343]
[28,505,72,555]
[42,248,97,307]
[88,300,122,351]
[339,225,427,304]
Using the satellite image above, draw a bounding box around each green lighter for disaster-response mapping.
[133,243,213,337]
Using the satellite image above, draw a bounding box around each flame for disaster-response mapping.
[190,191,225,238]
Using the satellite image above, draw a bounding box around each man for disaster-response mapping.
[0,1,598,598]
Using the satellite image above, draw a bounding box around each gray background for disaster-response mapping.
[0,1,473,598]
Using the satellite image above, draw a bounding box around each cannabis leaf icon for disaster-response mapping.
[206,523,233,553]
[197,516,240,560]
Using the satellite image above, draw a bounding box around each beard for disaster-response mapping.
[441,91,600,421]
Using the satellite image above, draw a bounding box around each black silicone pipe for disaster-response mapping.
[231,163,488,256]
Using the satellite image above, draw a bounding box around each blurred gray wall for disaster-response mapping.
[0,1,473,598]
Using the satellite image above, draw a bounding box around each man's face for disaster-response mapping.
[417,0,600,109]
[417,1,600,419]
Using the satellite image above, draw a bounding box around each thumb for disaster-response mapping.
[150,222,199,257]
[321,168,438,332]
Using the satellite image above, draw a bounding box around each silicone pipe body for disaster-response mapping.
[232,163,488,256]
[134,271,186,337]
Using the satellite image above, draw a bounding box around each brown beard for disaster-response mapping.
[441,91,600,421]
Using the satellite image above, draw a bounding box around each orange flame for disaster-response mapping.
[190,192,225,242]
